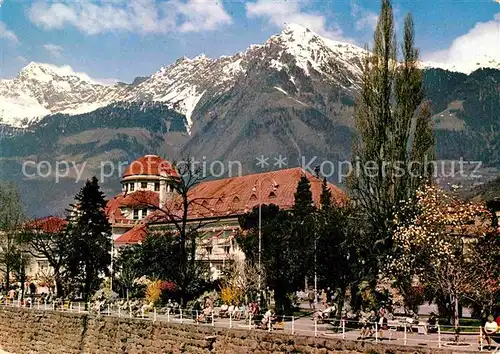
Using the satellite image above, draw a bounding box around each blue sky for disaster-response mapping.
[0,0,499,83]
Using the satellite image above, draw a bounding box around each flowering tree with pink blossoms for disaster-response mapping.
[389,185,498,340]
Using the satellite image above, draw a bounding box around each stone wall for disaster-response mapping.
[0,307,479,354]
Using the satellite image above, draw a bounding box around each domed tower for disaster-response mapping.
[121,155,179,215]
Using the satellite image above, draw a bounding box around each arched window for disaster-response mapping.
[232,196,240,203]
[249,194,257,201]
[268,191,276,199]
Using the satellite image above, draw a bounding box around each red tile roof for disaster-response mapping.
[115,223,148,245]
[113,167,345,245]
[182,167,346,219]
[24,216,67,233]
[123,155,179,178]
[106,191,159,223]
[109,166,347,232]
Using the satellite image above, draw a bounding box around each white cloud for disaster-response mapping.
[0,21,18,43]
[27,0,232,35]
[0,0,4,7]
[423,13,500,73]
[93,77,120,85]
[351,2,378,31]
[171,0,232,32]
[17,56,28,63]
[44,43,64,58]
[246,0,347,41]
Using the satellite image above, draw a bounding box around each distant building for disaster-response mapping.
[17,216,67,293]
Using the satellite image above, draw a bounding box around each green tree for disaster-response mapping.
[116,231,209,303]
[66,177,111,303]
[0,182,25,294]
[237,206,311,315]
[115,244,144,301]
[293,174,315,217]
[236,174,320,315]
[128,158,216,304]
[348,0,434,274]
[316,205,361,314]
[319,177,332,210]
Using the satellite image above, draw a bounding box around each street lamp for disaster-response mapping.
[252,177,278,304]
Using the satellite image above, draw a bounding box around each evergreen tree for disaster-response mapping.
[66,176,111,302]
[319,177,332,209]
[236,206,312,315]
[348,0,434,268]
[293,174,315,216]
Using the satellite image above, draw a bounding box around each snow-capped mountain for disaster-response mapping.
[1,23,499,217]
[1,23,497,132]
[421,54,500,74]
[0,23,367,130]
[0,62,108,127]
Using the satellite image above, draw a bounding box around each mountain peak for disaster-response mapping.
[17,62,97,84]
[282,23,312,35]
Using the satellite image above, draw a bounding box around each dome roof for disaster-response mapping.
[123,155,179,178]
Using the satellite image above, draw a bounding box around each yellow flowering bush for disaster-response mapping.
[145,280,163,306]
[220,286,242,305]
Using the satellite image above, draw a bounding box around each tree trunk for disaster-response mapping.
[20,267,25,303]
[55,279,64,298]
[5,264,9,295]
[454,295,460,342]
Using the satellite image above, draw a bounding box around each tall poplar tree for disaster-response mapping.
[349,0,434,261]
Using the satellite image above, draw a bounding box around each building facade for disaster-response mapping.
[106,155,346,280]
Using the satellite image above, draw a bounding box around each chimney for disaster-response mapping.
[159,179,167,209]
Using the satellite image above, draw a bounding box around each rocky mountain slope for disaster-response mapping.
[0,24,499,216]
[0,24,366,131]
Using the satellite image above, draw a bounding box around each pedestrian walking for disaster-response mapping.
[307,288,315,310]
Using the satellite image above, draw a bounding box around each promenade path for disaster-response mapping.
[5,300,496,353]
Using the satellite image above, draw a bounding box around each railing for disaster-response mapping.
[1,299,498,352]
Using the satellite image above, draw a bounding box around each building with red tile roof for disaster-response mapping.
[122,154,179,180]
[107,155,347,279]
[24,216,67,234]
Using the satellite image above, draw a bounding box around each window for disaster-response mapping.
[141,182,147,189]
[205,247,213,255]
[130,183,135,191]
[223,246,230,254]
[154,182,160,191]
[142,208,147,218]
[133,209,139,219]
